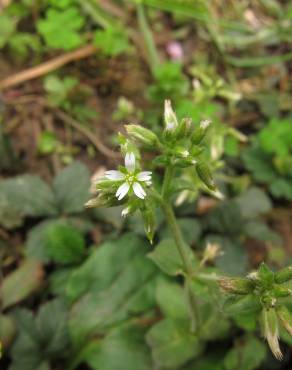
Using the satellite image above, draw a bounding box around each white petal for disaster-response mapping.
[137,171,152,182]
[116,182,130,200]
[105,170,125,181]
[125,152,135,172]
[133,182,146,199]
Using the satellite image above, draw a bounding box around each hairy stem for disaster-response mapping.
[161,165,200,331]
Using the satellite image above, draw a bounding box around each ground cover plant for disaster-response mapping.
[0,1,292,370]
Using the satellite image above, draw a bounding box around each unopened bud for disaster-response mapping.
[175,117,192,138]
[164,100,178,132]
[191,119,211,144]
[126,124,159,147]
[196,162,216,190]
[277,305,292,336]
[258,262,274,289]
[219,277,254,295]
[273,286,292,298]
[141,206,156,244]
[275,266,292,284]
[262,307,283,360]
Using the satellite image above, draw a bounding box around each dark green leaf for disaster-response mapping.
[236,187,272,219]
[146,319,203,368]
[53,161,90,214]
[83,324,152,370]
[224,336,266,370]
[0,175,57,217]
[1,260,44,309]
[45,222,86,265]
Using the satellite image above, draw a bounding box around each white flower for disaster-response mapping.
[105,153,152,200]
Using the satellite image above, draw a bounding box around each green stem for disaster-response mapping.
[136,2,160,73]
[160,165,200,331]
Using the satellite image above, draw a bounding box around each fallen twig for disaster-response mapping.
[0,44,97,90]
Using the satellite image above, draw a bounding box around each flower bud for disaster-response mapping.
[126,124,159,147]
[262,307,283,360]
[258,262,274,289]
[191,119,211,144]
[219,277,254,295]
[164,100,178,132]
[85,193,119,208]
[275,266,292,284]
[196,162,216,190]
[273,286,292,298]
[175,117,192,138]
[141,206,156,244]
[277,305,292,336]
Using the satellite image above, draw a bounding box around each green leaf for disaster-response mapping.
[0,193,23,229]
[244,221,281,244]
[148,238,196,276]
[94,26,129,56]
[224,336,266,370]
[68,234,157,346]
[10,300,69,370]
[37,7,85,50]
[224,295,261,315]
[35,300,70,357]
[0,15,15,48]
[270,178,292,200]
[236,187,272,219]
[207,236,248,275]
[243,145,276,183]
[1,260,44,309]
[160,218,201,245]
[0,175,57,217]
[146,319,203,368]
[156,277,189,319]
[53,161,90,214]
[45,222,86,265]
[83,324,152,370]
[0,314,16,348]
[206,201,243,235]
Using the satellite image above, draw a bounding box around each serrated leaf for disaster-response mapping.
[68,234,157,346]
[236,187,272,219]
[45,222,86,265]
[37,7,85,50]
[224,336,266,370]
[0,175,57,217]
[94,26,129,56]
[53,161,90,214]
[83,324,152,370]
[1,260,44,309]
[146,319,203,368]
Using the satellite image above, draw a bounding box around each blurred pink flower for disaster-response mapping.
[166,41,183,61]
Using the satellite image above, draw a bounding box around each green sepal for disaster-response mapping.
[275,266,292,284]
